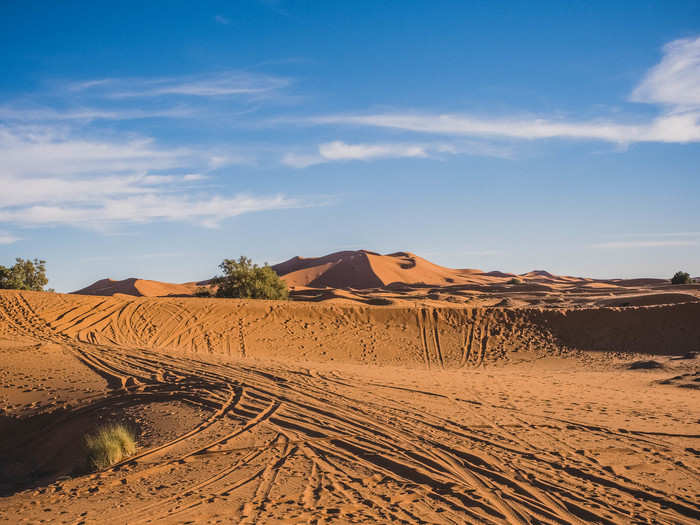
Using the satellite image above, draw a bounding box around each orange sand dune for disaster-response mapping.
[272,250,670,291]
[71,251,699,314]
[5,290,699,366]
[73,278,202,297]
[272,250,515,288]
[1,289,699,524]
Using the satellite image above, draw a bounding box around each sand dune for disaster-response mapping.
[1,289,699,523]
[73,278,202,297]
[274,250,541,288]
[4,290,700,365]
[71,251,700,314]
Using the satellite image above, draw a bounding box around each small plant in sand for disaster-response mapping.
[671,271,691,285]
[214,256,289,300]
[84,424,137,470]
[508,277,522,285]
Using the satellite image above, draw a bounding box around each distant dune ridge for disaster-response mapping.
[272,250,488,288]
[71,250,697,310]
[73,278,204,297]
[73,250,600,295]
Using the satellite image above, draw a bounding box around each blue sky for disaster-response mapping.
[1,1,699,291]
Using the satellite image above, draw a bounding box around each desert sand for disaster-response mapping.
[74,251,700,312]
[1,282,699,524]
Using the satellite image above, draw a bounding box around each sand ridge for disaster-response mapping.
[74,278,204,298]
[71,251,700,313]
[7,290,698,366]
[1,290,698,524]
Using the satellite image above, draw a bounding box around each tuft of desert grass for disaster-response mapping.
[84,424,136,470]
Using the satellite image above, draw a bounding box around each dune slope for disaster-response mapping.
[3,290,699,367]
[1,290,698,524]
[73,278,200,297]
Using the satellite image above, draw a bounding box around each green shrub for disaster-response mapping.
[508,277,522,285]
[213,256,288,300]
[0,258,48,291]
[194,286,213,297]
[84,424,137,470]
[671,271,691,285]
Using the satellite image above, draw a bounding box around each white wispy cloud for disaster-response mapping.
[283,141,428,168]
[0,194,300,229]
[0,125,249,179]
[182,173,207,181]
[630,36,700,107]
[1,126,189,178]
[1,173,196,208]
[0,125,308,229]
[282,140,509,168]
[0,106,194,122]
[0,70,291,125]
[619,231,700,238]
[592,240,698,249]
[71,71,290,99]
[302,36,700,145]
[308,111,700,144]
[0,232,20,245]
[214,15,231,25]
[320,141,428,160]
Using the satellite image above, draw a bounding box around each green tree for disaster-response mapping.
[0,258,48,291]
[214,256,288,300]
[671,271,692,285]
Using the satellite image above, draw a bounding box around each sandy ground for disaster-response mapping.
[0,290,698,524]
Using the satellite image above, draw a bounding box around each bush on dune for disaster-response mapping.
[671,271,692,285]
[213,256,288,300]
[194,286,213,297]
[0,258,48,291]
[84,424,137,470]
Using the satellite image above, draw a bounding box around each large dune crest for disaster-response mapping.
[71,249,630,296]
[271,250,577,288]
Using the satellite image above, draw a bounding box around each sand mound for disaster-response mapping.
[273,250,461,288]
[272,250,589,289]
[596,293,700,308]
[73,278,200,297]
[628,360,666,370]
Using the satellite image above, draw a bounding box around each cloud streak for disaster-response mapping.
[0,106,194,122]
[0,125,308,229]
[283,141,429,167]
[631,36,700,107]
[282,140,509,167]
[0,194,301,229]
[71,72,290,99]
[1,126,190,178]
[618,231,700,238]
[307,111,700,144]
[592,240,698,249]
[0,232,20,245]
[303,36,700,145]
